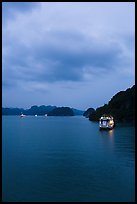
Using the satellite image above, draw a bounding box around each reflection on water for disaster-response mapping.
[108,129,114,137]
[99,129,114,137]
[99,129,114,150]
[99,126,135,165]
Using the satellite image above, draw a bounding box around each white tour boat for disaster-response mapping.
[99,114,114,130]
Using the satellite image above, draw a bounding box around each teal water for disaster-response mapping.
[2,116,135,202]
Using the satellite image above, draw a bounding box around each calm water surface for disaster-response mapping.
[2,116,135,202]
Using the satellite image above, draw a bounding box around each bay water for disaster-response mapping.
[2,116,135,202]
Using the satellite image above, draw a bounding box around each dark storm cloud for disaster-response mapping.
[2,28,124,87]
[2,2,39,16]
[2,2,41,27]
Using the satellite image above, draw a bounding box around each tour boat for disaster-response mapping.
[20,113,26,118]
[99,114,114,130]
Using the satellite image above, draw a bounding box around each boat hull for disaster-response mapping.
[99,126,114,130]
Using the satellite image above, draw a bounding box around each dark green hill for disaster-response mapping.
[2,107,25,115]
[47,107,74,116]
[83,108,95,118]
[89,85,135,123]
[25,105,56,115]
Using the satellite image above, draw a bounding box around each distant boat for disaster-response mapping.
[35,114,37,117]
[45,114,47,117]
[99,114,114,130]
[20,113,26,118]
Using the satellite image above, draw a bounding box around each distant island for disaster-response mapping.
[84,85,135,123]
[83,108,95,118]
[2,105,84,116]
[47,107,74,116]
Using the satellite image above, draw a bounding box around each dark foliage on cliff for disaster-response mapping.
[83,108,95,118]
[89,85,135,123]
[47,107,74,116]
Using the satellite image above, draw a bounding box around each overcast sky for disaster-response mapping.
[2,2,135,110]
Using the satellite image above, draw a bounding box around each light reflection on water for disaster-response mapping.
[99,128,114,152]
[99,128,114,138]
[108,129,114,137]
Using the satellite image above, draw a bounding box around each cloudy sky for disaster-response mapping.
[2,2,135,110]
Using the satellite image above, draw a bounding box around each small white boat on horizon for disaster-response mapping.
[35,114,38,117]
[20,113,26,118]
